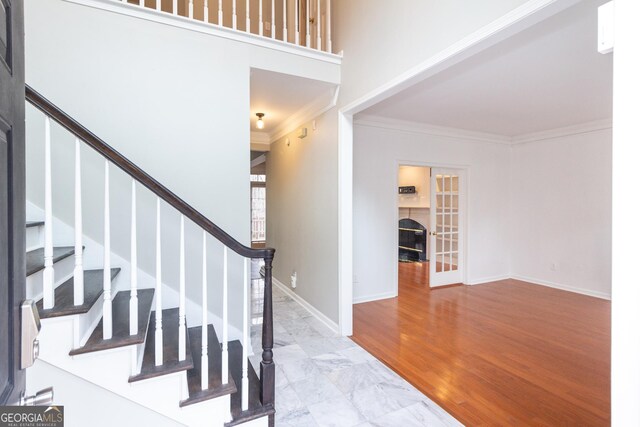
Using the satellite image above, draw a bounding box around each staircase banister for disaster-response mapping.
[25,84,275,261]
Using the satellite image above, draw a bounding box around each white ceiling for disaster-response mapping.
[360,0,613,137]
[250,69,336,135]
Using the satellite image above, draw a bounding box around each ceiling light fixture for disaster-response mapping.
[256,113,265,130]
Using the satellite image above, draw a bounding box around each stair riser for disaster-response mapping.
[38,315,228,426]
[26,255,75,302]
[26,226,43,251]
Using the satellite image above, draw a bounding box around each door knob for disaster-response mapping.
[429,231,438,236]
[20,387,54,406]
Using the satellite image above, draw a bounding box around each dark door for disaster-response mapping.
[0,0,26,406]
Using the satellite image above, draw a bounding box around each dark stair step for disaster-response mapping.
[69,288,154,356]
[129,308,194,383]
[26,221,44,228]
[226,340,274,426]
[36,268,121,319]
[180,325,237,407]
[27,246,76,276]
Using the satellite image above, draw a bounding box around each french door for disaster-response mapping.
[429,169,463,287]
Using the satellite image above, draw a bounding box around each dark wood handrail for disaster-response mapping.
[26,85,275,261]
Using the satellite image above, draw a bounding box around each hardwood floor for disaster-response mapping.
[352,262,611,426]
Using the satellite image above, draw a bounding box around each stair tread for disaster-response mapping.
[36,268,120,319]
[69,288,155,356]
[226,340,274,426]
[129,308,194,382]
[26,246,75,276]
[26,221,44,228]
[179,325,237,407]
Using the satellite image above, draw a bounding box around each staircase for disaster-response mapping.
[24,86,276,426]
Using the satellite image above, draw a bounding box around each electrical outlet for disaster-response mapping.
[265,21,272,31]
[551,262,558,271]
[291,271,297,289]
[353,275,359,283]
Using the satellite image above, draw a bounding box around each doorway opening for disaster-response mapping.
[397,165,464,290]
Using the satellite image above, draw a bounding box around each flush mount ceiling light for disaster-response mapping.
[256,113,265,130]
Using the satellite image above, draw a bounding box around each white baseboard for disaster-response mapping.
[511,274,611,300]
[352,291,398,304]
[272,277,340,335]
[465,275,511,285]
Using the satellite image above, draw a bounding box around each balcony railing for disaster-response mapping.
[123,0,333,53]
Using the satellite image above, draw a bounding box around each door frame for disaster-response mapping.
[394,160,469,296]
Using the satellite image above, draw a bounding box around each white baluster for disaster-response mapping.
[139,0,144,7]
[295,0,299,44]
[155,198,163,366]
[73,138,84,306]
[327,0,331,52]
[129,180,138,336]
[259,0,263,35]
[43,116,54,310]
[179,215,187,361]
[221,246,229,384]
[201,231,209,390]
[189,0,193,18]
[204,0,209,22]
[282,0,287,42]
[218,0,223,25]
[305,0,310,46]
[271,0,275,39]
[241,257,249,411]
[156,0,160,11]
[103,160,112,340]
[316,0,321,49]
[246,0,250,33]
[233,0,237,29]
[173,0,177,14]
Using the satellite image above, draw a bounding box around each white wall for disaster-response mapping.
[25,0,339,329]
[509,127,612,298]
[27,360,182,427]
[353,121,512,302]
[266,110,339,323]
[333,0,530,107]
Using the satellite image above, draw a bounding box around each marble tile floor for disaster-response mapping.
[248,275,463,427]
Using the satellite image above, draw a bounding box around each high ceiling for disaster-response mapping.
[250,69,337,135]
[360,0,613,137]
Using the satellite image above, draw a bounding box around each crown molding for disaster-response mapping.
[511,119,613,144]
[269,86,340,143]
[64,0,342,65]
[355,115,613,146]
[354,114,512,145]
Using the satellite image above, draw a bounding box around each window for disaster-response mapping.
[251,175,266,242]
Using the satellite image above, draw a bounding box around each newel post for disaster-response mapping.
[260,254,275,418]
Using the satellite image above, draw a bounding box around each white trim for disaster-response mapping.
[355,115,613,146]
[465,275,511,285]
[338,111,354,336]
[511,119,613,144]
[511,274,612,300]
[63,0,342,64]
[269,86,340,143]
[272,277,340,335]
[353,291,397,305]
[356,115,511,145]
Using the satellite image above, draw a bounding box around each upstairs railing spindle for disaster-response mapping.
[43,116,55,310]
